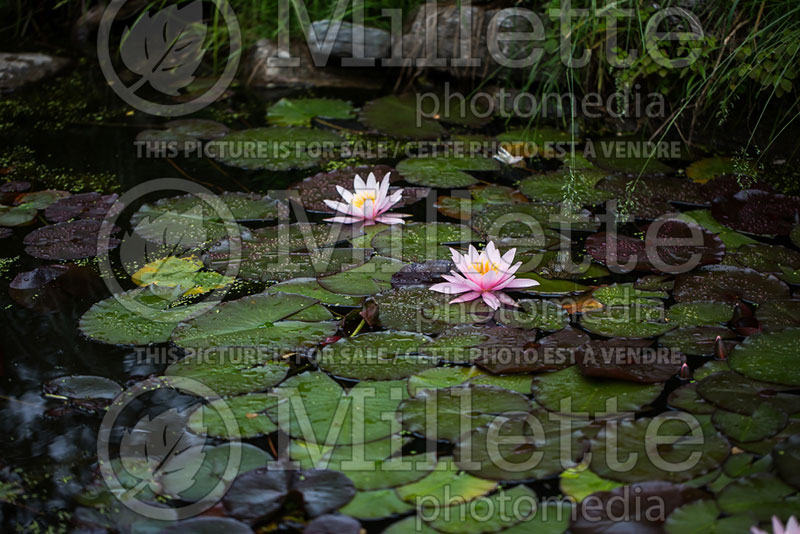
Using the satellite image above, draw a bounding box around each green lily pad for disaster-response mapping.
[667,383,716,415]
[318,255,407,296]
[518,171,613,205]
[686,156,739,183]
[380,517,438,534]
[792,226,800,248]
[266,372,408,445]
[171,293,338,351]
[288,435,409,470]
[592,283,668,307]
[419,326,492,363]
[497,128,575,149]
[267,98,355,126]
[373,286,493,334]
[396,155,499,188]
[560,464,623,503]
[579,305,675,338]
[398,384,532,442]
[727,244,800,274]
[340,488,414,520]
[407,366,490,395]
[426,484,536,534]
[371,222,474,262]
[132,256,234,295]
[267,277,362,307]
[0,205,37,226]
[334,453,438,492]
[43,375,122,401]
[187,393,278,439]
[454,410,586,481]
[712,404,788,443]
[360,95,446,140]
[665,499,755,534]
[515,273,591,296]
[163,349,290,397]
[658,326,736,356]
[592,150,674,175]
[774,434,800,491]
[717,473,800,521]
[494,299,568,331]
[394,457,498,507]
[696,371,799,416]
[589,414,730,483]
[729,329,800,386]
[211,127,341,170]
[758,299,800,332]
[666,301,734,327]
[436,185,527,221]
[532,366,663,417]
[164,118,230,139]
[316,331,437,380]
[79,287,208,346]
[678,209,759,250]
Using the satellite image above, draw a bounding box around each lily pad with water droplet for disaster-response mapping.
[427,484,537,534]
[373,286,493,334]
[436,185,528,220]
[727,243,800,274]
[711,190,800,236]
[187,393,279,439]
[580,305,675,338]
[396,154,499,188]
[267,98,355,126]
[695,371,799,416]
[171,292,338,351]
[494,299,568,331]
[267,277,362,307]
[666,301,734,327]
[288,435,410,471]
[43,375,123,401]
[316,331,436,380]
[211,127,342,171]
[686,156,741,184]
[589,415,730,483]
[132,256,234,296]
[394,457,498,507]
[673,265,789,304]
[340,488,414,520]
[398,384,532,442]
[716,473,799,521]
[359,94,446,140]
[266,372,409,445]
[0,204,36,226]
[474,326,589,374]
[518,170,613,205]
[757,299,800,332]
[676,209,759,250]
[729,328,800,386]
[164,118,230,139]
[318,255,407,296]
[658,326,736,356]
[592,283,668,307]
[44,192,118,222]
[576,338,683,383]
[712,404,788,443]
[532,366,664,416]
[560,464,623,503]
[163,349,290,397]
[24,220,120,260]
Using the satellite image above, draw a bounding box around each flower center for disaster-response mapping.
[471,261,498,275]
[351,190,377,208]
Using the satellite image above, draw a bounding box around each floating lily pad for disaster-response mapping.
[373,286,493,334]
[0,204,36,226]
[359,95,446,140]
[589,415,730,483]
[161,517,254,534]
[164,349,290,397]
[576,338,683,383]
[164,118,230,139]
[171,293,338,351]
[716,473,800,521]
[712,404,788,443]
[436,185,527,220]
[455,410,586,481]
[696,371,799,416]
[475,326,589,374]
[494,299,568,331]
[711,190,800,235]
[398,384,532,442]
[396,155,499,187]
[289,435,409,471]
[371,222,474,262]
[267,98,355,126]
[673,265,789,304]
[658,326,736,356]
[518,171,613,205]
[318,255,407,296]
[560,464,624,503]
[774,434,800,491]
[340,488,414,520]
[132,256,233,295]
[394,457,498,507]
[419,325,493,363]
[43,375,122,401]
[600,175,707,217]
[223,467,355,523]
[666,301,734,327]
[333,453,438,492]
[380,517,438,534]
[427,485,536,534]
[15,190,71,209]
[24,220,120,260]
[316,331,436,380]
[758,299,800,332]
[515,273,591,296]
[266,372,408,445]
[304,515,362,534]
[677,209,759,250]
[667,383,716,415]
[686,157,740,183]
[211,127,341,170]
[390,259,452,288]
[592,151,674,175]
[187,393,278,439]
[407,366,486,395]
[135,128,198,150]
[727,244,800,274]
[80,288,208,345]
[267,277,362,307]
[497,128,575,151]
[580,305,675,338]
[592,283,668,307]
[44,192,118,222]
[532,366,663,416]
[729,329,800,386]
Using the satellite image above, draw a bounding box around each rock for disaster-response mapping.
[244,39,384,89]
[309,20,391,61]
[0,53,70,92]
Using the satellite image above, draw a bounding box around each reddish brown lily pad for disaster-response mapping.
[673,265,789,304]
[44,192,119,222]
[474,326,589,374]
[23,220,120,260]
[711,189,800,235]
[577,338,684,383]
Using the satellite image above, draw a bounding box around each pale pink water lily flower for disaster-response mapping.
[323,172,408,226]
[430,242,538,310]
[752,516,800,534]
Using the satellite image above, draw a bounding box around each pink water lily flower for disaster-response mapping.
[430,242,538,310]
[323,172,408,226]
[752,516,800,534]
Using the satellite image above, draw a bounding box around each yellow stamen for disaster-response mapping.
[471,261,498,275]
[351,191,377,208]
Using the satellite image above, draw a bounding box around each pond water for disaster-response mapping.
[1,65,800,533]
